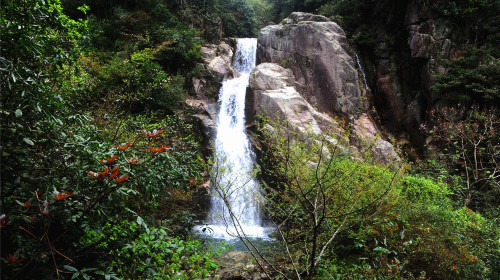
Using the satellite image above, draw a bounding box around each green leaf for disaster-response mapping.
[15,109,22,117]
[373,246,390,253]
[65,265,78,272]
[23,138,35,146]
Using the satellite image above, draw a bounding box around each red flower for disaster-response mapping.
[64,190,75,196]
[125,157,141,164]
[29,216,36,222]
[115,174,129,184]
[98,155,118,165]
[0,214,7,228]
[115,142,132,151]
[142,129,164,139]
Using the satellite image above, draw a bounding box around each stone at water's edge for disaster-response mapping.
[258,12,368,117]
[188,40,236,149]
[207,42,235,83]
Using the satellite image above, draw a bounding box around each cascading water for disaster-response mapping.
[196,38,269,240]
[355,53,368,89]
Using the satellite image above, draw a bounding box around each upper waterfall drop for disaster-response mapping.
[198,38,269,240]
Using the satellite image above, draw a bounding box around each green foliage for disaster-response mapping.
[430,0,500,45]
[0,108,207,278]
[67,51,185,113]
[400,175,451,204]
[256,117,400,277]
[177,0,260,40]
[1,0,85,199]
[79,0,203,72]
[318,0,376,30]
[421,106,500,210]
[247,0,275,28]
[220,0,259,37]
[77,220,220,280]
[327,181,498,280]
[432,47,500,103]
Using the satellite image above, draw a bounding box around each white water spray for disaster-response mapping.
[196,38,269,240]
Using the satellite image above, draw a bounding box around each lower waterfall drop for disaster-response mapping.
[197,38,269,240]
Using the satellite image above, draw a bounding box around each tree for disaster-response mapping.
[421,106,500,208]
[211,117,400,279]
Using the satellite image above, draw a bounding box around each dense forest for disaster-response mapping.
[1,0,498,279]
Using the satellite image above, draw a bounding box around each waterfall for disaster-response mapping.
[355,52,368,89]
[197,38,268,240]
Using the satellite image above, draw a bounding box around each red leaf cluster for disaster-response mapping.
[148,144,170,153]
[9,252,26,264]
[53,192,69,201]
[125,156,141,164]
[115,142,133,151]
[89,164,129,184]
[98,155,118,165]
[115,174,129,184]
[142,129,164,139]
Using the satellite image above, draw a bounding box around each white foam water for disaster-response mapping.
[194,38,271,240]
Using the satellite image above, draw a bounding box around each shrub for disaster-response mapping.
[77,220,220,280]
[400,175,451,204]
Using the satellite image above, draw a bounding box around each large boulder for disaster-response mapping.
[258,12,367,117]
[247,63,334,138]
[207,42,235,83]
[351,114,400,165]
[248,63,400,164]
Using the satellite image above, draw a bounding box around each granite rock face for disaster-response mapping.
[258,12,368,117]
[248,63,400,164]
[248,63,343,138]
[188,41,238,149]
[207,42,235,83]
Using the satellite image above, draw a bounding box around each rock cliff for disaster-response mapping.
[187,40,238,149]
[247,62,399,164]
[251,12,400,164]
[190,13,402,164]
[367,0,456,147]
[258,12,368,117]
